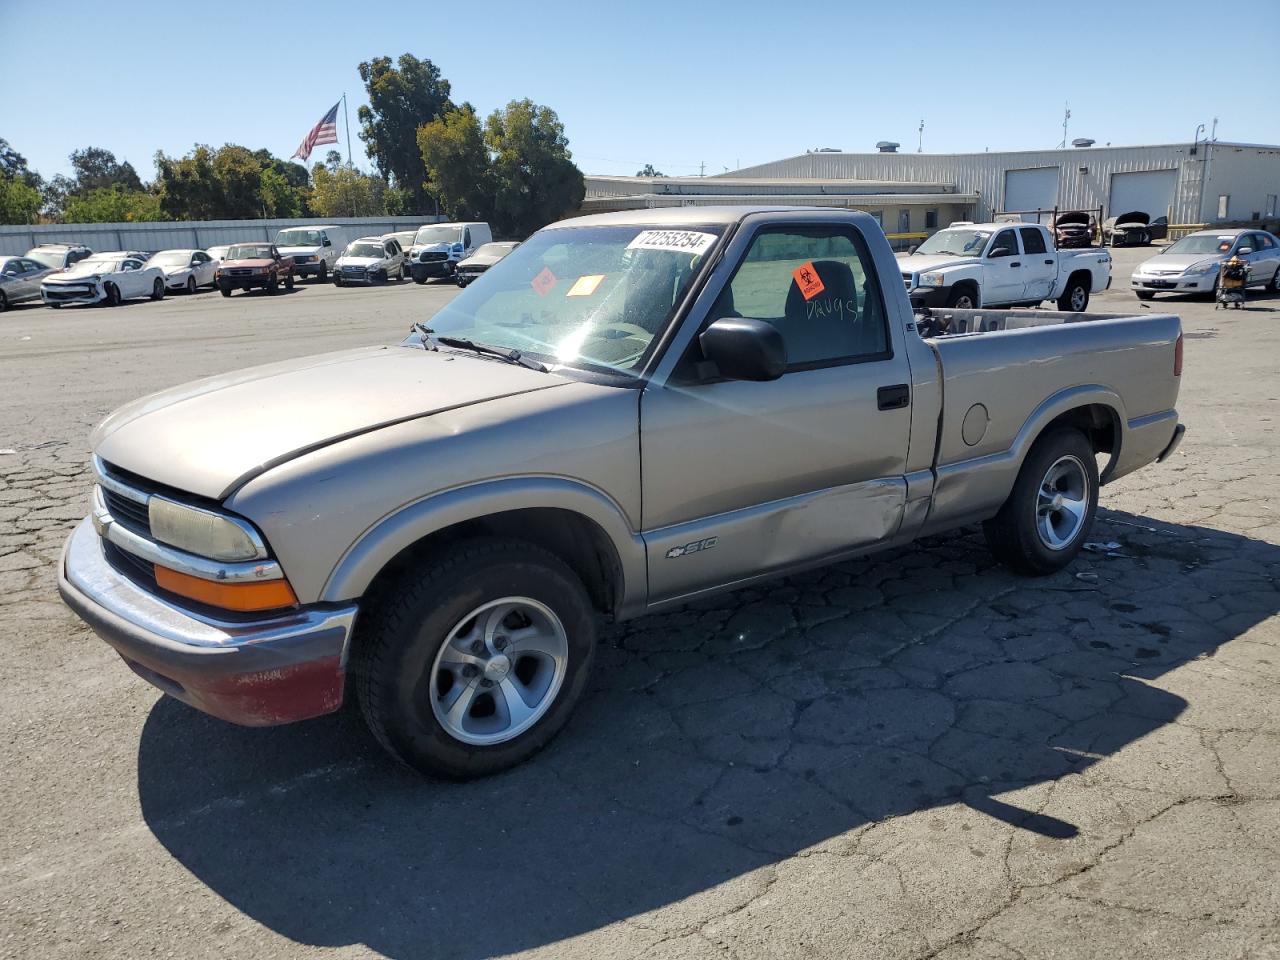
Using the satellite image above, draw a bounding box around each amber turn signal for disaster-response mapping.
[154,566,298,612]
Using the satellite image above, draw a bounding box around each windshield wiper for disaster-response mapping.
[429,332,549,372]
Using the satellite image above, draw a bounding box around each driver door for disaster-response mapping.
[639,222,913,605]
[980,228,1025,304]
[120,259,145,297]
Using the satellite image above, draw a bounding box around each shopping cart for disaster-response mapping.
[1216,256,1249,309]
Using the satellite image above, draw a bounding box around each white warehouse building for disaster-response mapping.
[583,141,1280,238]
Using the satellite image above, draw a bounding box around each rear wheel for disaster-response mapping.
[0,291,7,312]
[151,278,165,300]
[352,538,597,779]
[983,426,1098,575]
[1057,276,1090,312]
[266,277,278,295]
[284,274,294,290]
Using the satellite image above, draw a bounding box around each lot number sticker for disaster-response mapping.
[531,266,557,296]
[566,274,605,297]
[792,262,826,301]
[626,230,717,256]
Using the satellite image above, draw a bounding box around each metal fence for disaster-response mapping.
[0,215,445,257]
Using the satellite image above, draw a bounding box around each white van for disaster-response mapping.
[273,225,351,281]
[406,222,492,283]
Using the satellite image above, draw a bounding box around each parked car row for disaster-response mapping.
[0,222,523,311]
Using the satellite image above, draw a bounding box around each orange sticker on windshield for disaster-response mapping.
[531,266,557,296]
[793,262,825,301]
[566,274,604,297]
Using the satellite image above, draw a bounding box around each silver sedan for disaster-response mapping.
[1130,229,1280,299]
[0,255,55,311]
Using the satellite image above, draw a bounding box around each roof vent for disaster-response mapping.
[876,141,900,153]
[1071,138,1095,148]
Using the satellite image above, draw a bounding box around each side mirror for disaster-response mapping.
[1238,247,1253,255]
[699,318,787,382]
[323,238,332,247]
[907,245,919,255]
[988,247,1012,258]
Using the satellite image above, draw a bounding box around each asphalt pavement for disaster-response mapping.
[2,254,1279,960]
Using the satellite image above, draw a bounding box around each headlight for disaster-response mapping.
[919,272,946,287]
[148,497,266,561]
[1183,260,1218,276]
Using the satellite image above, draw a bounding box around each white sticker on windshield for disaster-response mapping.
[626,230,717,256]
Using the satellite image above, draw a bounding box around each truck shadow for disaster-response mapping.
[136,510,1279,959]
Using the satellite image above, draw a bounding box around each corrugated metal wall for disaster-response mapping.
[0,215,443,257]
[728,144,1280,223]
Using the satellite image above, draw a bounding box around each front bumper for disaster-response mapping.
[293,262,326,276]
[1130,273,1214,294]
[58,517,358,726]
[42,286,103,305]
[410,259,454,280]
[908,285,951,309]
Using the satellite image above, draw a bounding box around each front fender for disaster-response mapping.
[320,476,648,615]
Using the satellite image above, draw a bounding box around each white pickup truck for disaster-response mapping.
[900,222,1112,312]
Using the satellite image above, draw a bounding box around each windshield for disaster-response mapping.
[26,250,63,269]
[151,251,192,266]
[276,229,323,247]
[474,242,518,258]
[914,228,992,257]
[420,224,723,374]
[1163,234,1238,255]
[227,244,273,260]
[345,242,384,258]
[71,258,119,274]
[414,225,462,246]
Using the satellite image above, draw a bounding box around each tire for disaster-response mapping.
[1271,267,1280,293]
[352,537,597,779]
[983,426,1099,576]
[185,276,196,295]
[1135,290,1155,301]
[316,262,327,282]
[944,285,978,309]
[398,263,406,280]
[266,277,278,295]
[1057,276,1089,312]
[284,274,294,291]
[414,275,427,285]
[334,276,343,287]
[0,291,6,313]
[375,269,387,284]
[220,286,232,298]
[103,283,121,307]
[151,278,165,301]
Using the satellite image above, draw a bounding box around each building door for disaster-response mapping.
[1003,168,1060,215]
[1109,169,1177,220]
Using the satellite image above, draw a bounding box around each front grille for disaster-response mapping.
[901,273,913,288]
[419,251,448,262]
[45,286,93,300]
[228,268,254,276]
[102,488,150,537]
[342,266,367,278]
[104,539,157,590]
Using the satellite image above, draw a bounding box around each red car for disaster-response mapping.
[215,242,295,296]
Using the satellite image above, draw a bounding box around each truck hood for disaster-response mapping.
[92,345,571,500]
[898,254,978,275]
[220,258,274,269]
[277,246,321,257]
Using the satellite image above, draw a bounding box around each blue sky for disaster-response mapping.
[3,0,1276,182]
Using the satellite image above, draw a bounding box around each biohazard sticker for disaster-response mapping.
[566,274,605,297]
[626,230,717,256]
[531,266,557,296]
[792,262,825,301]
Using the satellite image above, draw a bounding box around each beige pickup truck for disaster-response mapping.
[58,207,1185,778]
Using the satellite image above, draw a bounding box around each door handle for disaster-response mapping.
[1044,259,1054,265]
[877,384,910,411]
[1009,261,1021,267]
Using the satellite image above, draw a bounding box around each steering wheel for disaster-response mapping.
[590,321,653,342]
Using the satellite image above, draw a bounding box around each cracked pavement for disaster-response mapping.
[2,255,1279,959]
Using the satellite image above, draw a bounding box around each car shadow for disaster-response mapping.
[137,510,1280,959]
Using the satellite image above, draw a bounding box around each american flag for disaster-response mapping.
[291,101,340,162]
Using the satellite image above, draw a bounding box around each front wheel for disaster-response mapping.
[316,263,327,282]
[185,276,196,295]
[0,291,6,313]
[944,285,978,309]
[983,426,1099,575]
[151,278,165,301]
[1271,268,1280,293]
[1135,290,1155,301]
[398,263,406,280]
[220,285,232,298]
[1057,277,1089,312]
[284,274,294,290]
[352,538,597,779]
[103,283,122,307]
[265,277,278,295]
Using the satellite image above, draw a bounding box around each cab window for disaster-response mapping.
[706,226,890,369]
[988,230,1020,258]
[1019,228,1047,255]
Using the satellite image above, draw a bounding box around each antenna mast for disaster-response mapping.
[917,119,924,153]
[1058,102,1071,149]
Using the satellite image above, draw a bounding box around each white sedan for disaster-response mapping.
[148,249,218,293]
[41,253,166,307]
[1131,229,1280,299]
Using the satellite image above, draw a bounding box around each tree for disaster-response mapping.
[155,145,221,219]
[0,138,41,189]
[310,164,387,217]
[358,54,453,209]
[69,147,143,193]
[260,167,303,218]
[155,144,309,219]
[636,164,665,177]
[0,177,41,224]
[64,187,165,223]
[40,174,75,220]
[417,106,493,221]
[485,99,585,237]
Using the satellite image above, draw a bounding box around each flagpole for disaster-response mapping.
[342,93,353,167]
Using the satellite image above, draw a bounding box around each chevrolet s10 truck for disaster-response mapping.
[58,207,1185,778]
